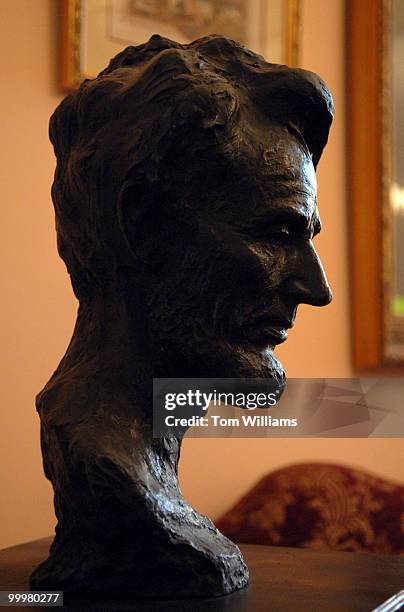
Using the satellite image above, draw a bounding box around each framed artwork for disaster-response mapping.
[348,0,404,369]
[60,0,301,90]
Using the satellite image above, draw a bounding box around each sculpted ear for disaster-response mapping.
[118,180,164,268]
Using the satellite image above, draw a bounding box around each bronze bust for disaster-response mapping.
[31,35,333,597]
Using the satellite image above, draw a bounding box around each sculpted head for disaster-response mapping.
[50,35,333,383]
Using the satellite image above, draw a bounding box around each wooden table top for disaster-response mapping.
[0,537,403,611]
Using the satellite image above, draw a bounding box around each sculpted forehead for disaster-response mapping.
[196,120,318,227]
[246,123,317,205]
[243,134,320,237]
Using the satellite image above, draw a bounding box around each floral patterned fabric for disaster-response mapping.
[216,463,404,554]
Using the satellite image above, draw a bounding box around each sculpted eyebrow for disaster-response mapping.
[239,207,321,237]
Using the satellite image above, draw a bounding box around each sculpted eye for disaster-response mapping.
[238,221,312,243]
[240,225,292,244]
[270,226,315,244]
[269,226,292,242]
[274,227,290,236]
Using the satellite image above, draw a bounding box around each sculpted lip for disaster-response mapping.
[241,314,294,347]
[249,321,288,344]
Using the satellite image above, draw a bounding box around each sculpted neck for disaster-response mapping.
[60,292,152,385]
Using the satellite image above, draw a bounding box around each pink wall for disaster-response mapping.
[1,0,403,550]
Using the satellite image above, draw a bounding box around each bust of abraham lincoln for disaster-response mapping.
[30,34,333,597]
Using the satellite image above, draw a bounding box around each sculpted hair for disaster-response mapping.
[49,34,334,300]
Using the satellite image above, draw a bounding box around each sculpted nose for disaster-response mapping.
[284,242,332,307]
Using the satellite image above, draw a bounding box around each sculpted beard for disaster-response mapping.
[143,223,287,383]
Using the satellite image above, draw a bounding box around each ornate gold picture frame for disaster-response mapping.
[348,0,404,370]
[60,0,301,91]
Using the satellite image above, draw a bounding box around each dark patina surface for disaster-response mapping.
[31,34,333,597]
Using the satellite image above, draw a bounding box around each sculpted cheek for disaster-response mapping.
[183,227,264,290]
[245,241,287,287]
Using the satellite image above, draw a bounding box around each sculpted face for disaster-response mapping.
[142,113,332,380]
